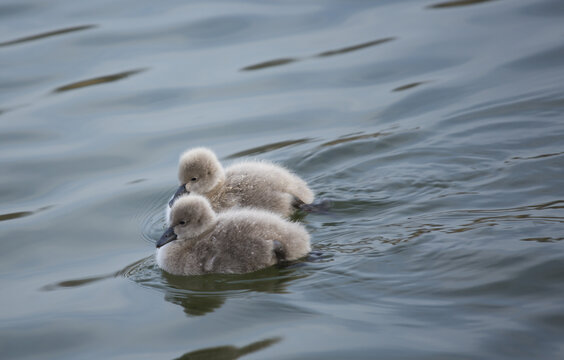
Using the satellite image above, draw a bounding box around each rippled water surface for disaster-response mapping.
[1,0,564,359]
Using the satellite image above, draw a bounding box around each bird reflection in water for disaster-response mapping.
[173,337,281,360]
[40,255,310,317]
[159,266,306,316]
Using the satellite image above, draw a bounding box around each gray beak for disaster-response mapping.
[169,184,189,207]
[157,226,177,248]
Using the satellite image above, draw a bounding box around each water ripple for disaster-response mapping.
[383,200,564,243]
[315,38,396,58]
[172,338,281,360]
[319,131,391,147]
[241,37,395,71]
[128,259,311,316]
[226,138,313,158]
[428,0,498,9]
[0,205,53,222]
[392,81,430,92]
[0,25,97,47]
[53,68,147,93]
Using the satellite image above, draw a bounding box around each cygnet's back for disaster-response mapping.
[219,160,314,215]
[157,195,311,276]
[168,148,314,218]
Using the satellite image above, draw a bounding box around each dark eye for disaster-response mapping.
[179,220,186,225]
[191,177,197,182]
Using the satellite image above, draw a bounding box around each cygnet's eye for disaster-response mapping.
[179,220,187,225]
[191,177,198,182]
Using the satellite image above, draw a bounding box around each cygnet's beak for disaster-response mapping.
[157,226,177,248]
[169,184,189,207]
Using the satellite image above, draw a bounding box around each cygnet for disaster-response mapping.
[157,194,311,275]
[166,147,314,220]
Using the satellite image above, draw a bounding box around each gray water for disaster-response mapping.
[1,0,564,359]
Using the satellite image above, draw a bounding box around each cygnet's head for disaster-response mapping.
[168,148,225,207]
[157,195,217,248]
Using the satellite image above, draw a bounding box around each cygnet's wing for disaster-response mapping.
[208,214,279,273]
[227,161,314,203]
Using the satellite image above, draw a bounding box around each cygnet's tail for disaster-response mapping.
[289,177,314,205]
[272,240,286,263]
[294,198,332,214]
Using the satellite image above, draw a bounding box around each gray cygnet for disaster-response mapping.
[167,147,314,220]
[157,194,311,275]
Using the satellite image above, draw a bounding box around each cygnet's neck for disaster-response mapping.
[205,176,225,200]
[180,220,217,245]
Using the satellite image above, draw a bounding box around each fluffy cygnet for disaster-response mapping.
[167,147,314,219]
[157,194,311,276]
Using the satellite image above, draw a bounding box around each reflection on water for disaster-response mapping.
[392,81,429,92]
[159,267,307,316]
[165,291,226,317]
[126,178,147,185]
[378,200,564,244]
[0,210,33,222]
[41,273,115,291]
[42,254,310,317]
[0,25,96,47]
[53,68,147,93]
[241,58,299,71]
[174,337,281,360]
[447,214,563,233]
[509,151,564,162]
[241,37,395,71]
[428,0,498,9]
[0,205,52,222]
[316,38,395,58]
[40,256,154,291]
[443,201,564,237]
[226,139,312,159]
[522,236,564,243]
[320,131,391,147]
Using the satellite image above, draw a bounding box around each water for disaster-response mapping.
[1,0,564,359]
